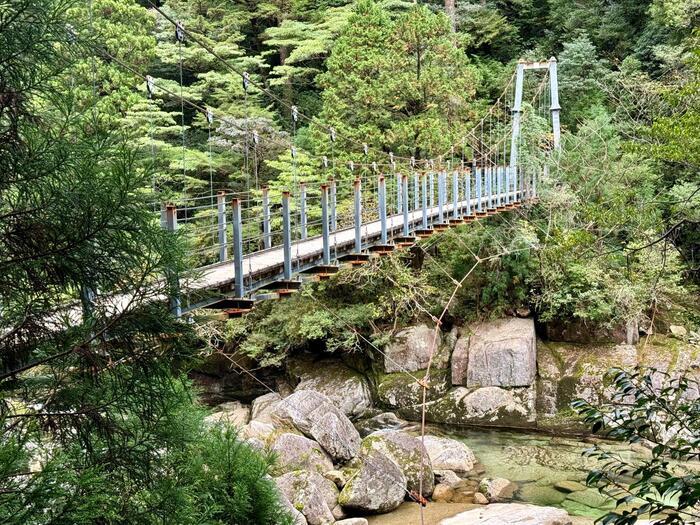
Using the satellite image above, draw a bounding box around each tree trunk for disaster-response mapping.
[445,0,456,32]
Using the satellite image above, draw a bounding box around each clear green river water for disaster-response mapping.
[438,426,640,518]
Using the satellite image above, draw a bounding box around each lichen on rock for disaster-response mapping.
[361,429,434,496]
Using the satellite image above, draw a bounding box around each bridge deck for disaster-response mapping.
[186,191,521,309]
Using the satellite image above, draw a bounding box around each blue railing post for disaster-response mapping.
[164,204,181,317]
[217,191,227,262]
[299,181,307,240]
[421,173,428,229]
[402,174,410,236]
[282,191,292,279]
[487,166,493,209]
[321,183,330,264]
[262,186,271,249]
[396,173,402,214]
[414,173,419,210]
[465,169,472,217]
[549,57,562,150]
[505,167,511,204]
[232,198,244,297]
[476,166,483,213]
[429,172,435,208]
[330,178,337,231]
[438,171,445,223]
[496,166,503,208]
[379,175,387,244]
[354,178,362,253]
[452,170,459,219]
[510,60,525,168]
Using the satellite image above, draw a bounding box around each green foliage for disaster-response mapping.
[427,220,539,320]
[263,5,354,88]
[0,389,292,525]
[547,0,653,60]
[558,34,609,129]
[218,254,436,365]
[141,0,279,196]
[529,114,692,326]
[310,0,478,164]
[1,3,290,523]
[650,0,700,30]
[572,367,700,525]
[454,2,519,60]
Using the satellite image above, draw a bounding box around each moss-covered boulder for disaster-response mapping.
[376,369,450,409]
[275,470,338,525]
[383,324,450,373]
[270,433,334,476]
[289,357,373,418]
[360,429,434,496]
[398,386,536,427]
[337,449,406,514]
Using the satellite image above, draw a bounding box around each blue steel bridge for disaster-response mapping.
[136,55,561,318]
[169,165,542,317]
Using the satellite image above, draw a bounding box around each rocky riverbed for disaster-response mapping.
[207,392,649,523]
[196,316,698,524]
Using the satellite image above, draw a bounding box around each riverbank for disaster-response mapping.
[194,316,698,524]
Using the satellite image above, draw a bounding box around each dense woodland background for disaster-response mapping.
[1,0,699,523]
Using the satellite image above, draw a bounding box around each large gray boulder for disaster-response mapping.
[272,390,361,462]
[338,450,407,514]
[384,324,448,373]
[399,385,536,427]
[270,433,334,476]
[451,335,470,387]
[422,435,476,473]
[290,358,373,418]
[439,503,572,525]
[240,420,276,441]
[361,429,434,496]
[276,490,308,525]
[377,369,450,409]
[275,471,339,525]
[457,318,536,388]
[251,392,282,423]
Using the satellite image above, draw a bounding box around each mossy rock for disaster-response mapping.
[360,430,434,496]
[376,368,449,409]
[398,386,535,427]
[556,376,579,411]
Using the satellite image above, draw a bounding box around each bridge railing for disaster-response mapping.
[159,165,539,312]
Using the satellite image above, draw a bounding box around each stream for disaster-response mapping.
[434,425,639,518]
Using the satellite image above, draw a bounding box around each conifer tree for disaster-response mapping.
[0,2,290,523]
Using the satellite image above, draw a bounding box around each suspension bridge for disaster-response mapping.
[83,6,563,320]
